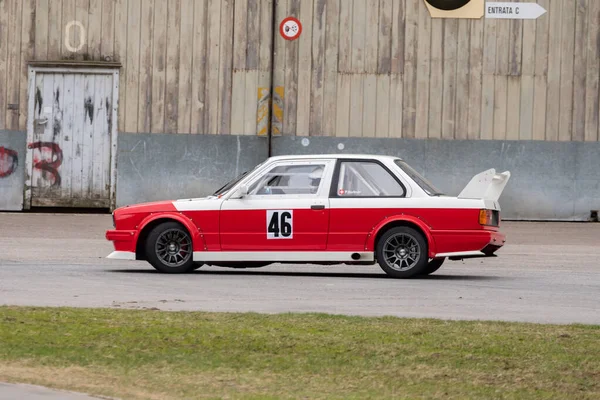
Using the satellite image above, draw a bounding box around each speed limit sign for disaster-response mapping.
[279,17,302,41]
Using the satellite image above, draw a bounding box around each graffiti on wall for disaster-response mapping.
[0,147,19,178]
[28,142,63,187]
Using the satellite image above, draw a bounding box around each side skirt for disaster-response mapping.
[192,251,375,263]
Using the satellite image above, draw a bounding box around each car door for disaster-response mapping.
[219,159,334,251]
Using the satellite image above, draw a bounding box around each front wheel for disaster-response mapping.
[145,221,195,273]
[376,226,428,278]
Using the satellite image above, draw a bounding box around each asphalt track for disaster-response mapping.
[1,213,599,325]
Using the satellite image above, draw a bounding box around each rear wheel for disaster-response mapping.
[376,226,428,278]
[421,257,445,275]
[145,221,195,273]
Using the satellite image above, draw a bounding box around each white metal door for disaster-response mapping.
[26,68,119,208]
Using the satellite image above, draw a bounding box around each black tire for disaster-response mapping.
[421,257,446,275]
[145,221,195,273]
[376,226,429,278]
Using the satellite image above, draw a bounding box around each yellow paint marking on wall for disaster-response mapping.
[272,86,284,136]
[256,86,285,136]
[257,87,270,136]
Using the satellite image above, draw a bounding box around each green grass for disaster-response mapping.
[0,306,599,399]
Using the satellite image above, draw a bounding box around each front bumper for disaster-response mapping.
[106,230,137,253]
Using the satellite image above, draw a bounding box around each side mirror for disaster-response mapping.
[230,185,248,199]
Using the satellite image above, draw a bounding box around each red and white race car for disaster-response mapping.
[106,154,510,278]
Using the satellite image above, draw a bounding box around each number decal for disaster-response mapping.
[266,210,293,239]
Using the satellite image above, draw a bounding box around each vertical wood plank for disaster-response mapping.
[519,17,536,140]
[388,73,403,138]
[309,0,326,136]
[100,0,115,57]
[71,73,84,195]
[508,20,523,76]
[559,0,576,141]
[377,0,392,75]
[47,0,62,59]
[165,0,181,134]
[322,0,339,136]
[506,76,521,140]
[125,0,141,133]
[218,0,234,134]
[545,0,562,141]
[74,0,89,60]
[532,0,549,141]
[243,0,259,135]
[441,19,458,139]
[151,0,168,133]
[333,0,349,136]
[390,0,404,74]
[493,76,507,140]
[272,0,287,134]
[205,0,221,134]
[572,0,588,141]
[138,0,154,133]
[91,74,106,197]
[102,74,113,196]
[114,0,127,132]
[296,0,314,136]
[283,0,300,135]
[61,0,76,58]
[19,0,36,130]
[230,0,248,134]
[61,73,75,198]
[402,0,419,138]
[467,18,483,140]
[191,0,208,133]
[428,18,443,138]
[35,0,49,60]
[5,0,23,130]
[455,19,470,140]
[414,1,430,139]
[0,0,9,129]
[375,75,390,137]
[362,0,379,138]
[335,74,351,137]
[177,0,194,134]
[88,0,102,59]
[82,74,95,196]
[349,0,365,137]
[337,0,351,73]
[584,0,600,142]
[481,18,496,140]
[258,0,273,135]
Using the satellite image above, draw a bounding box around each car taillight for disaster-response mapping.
[479,209,498,226]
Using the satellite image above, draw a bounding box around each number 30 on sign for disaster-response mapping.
[267,210,293,239]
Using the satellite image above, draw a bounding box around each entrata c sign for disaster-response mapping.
[423,0,484,18]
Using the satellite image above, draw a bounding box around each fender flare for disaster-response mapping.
[134,212,207,252]
[365,215,437,258]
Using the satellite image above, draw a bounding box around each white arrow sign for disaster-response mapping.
[485,2,547,19]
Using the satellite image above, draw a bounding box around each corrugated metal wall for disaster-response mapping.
[1,0,599,141]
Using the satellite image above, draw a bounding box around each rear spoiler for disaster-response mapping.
[458,169,511,202]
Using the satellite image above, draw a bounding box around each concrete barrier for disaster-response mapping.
[0,130,26,211]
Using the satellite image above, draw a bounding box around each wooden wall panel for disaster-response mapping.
[1,0,599,142]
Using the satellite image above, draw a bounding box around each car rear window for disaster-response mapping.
[394,160,444,196]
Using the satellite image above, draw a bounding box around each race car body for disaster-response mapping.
[106,154,510,278]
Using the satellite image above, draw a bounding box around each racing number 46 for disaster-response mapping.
[267,210,293,239]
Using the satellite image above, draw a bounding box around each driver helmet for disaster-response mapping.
[308,166,323,190]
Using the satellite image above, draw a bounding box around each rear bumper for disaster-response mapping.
[433,230,506,259]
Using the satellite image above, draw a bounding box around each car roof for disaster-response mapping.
[266,154,403,162]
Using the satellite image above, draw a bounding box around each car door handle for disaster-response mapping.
[311,205,325,210]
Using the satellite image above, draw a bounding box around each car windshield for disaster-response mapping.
[394,160,444,196]
[211,161,265,196]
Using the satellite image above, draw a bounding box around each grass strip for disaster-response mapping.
[0,306,599,399]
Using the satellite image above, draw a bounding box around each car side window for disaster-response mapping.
[336,161,405,197]
[249,164,326,196]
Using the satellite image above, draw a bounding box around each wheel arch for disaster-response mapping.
[366,216,437,259]
[134,214,205,261]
